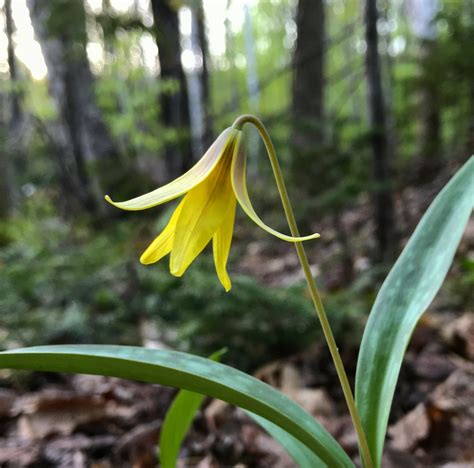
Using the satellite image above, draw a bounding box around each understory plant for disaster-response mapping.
[1,115,472,468]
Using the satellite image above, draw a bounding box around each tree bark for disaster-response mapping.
[150,0,192,177]
[0,0,20,217]
[291,0,325,194]
[417,38,441,178]
[186,1,209,157]
[365,0,397,261]
[0,102,15,218]
[292,0,325,137]
[28,0,118,215]
[407,0,442,180]
[5,0,22,133]
[194,0,213,148]
[243,4,260,111]
[224,1,240,112]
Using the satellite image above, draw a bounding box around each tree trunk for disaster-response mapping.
[186,1,208,157]
[418,38,441,178]
[28,0,118,216]
[408,0,442,180]
[224,1,240,111]
[0,98,15,218]
[1,0,20,217]
[150,0,192,177]
[291,0,325,194]
[195,0,213,148]
[365,0,397,261]
[5,0,22,135]
[243,4,260,112]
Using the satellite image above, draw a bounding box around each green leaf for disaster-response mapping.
[0,345,353,467]
[159,347,322,468]
[159,348,226,468]
[356,157,474,467]
[160,392,203,467]
[246,411,324,467]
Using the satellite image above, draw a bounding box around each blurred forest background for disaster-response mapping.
[0,0,473,465]
[0,0,474,369]
[1,0,472,363]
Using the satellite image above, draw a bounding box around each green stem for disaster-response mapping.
[233,114,374,468]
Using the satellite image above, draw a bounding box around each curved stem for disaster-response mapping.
[233,114,374,468]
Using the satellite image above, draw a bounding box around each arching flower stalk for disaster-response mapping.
[106,124,319,291]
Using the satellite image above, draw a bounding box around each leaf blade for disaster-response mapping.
[355,157,474,467]
[160,391,204,468]
[246,411,325,467]
[159,349,226,468]
[0,345,353,467]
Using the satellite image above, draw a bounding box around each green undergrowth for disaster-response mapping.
[0,197,323,370]
[0,193,470,373]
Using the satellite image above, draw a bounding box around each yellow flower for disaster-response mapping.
[105,127,319,291]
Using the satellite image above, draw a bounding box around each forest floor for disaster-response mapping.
[0,310,473,467]
[0,166,473,467]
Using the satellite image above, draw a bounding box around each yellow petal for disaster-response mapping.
[105,128,235,211]
[212,197,237,292]
[170,141,236,277]
[231,134,320,243]
[140,199,185,264]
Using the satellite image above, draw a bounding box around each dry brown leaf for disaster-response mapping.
[0,439,41,465]
[114,420,161,464]
[16,391,109,440]
[430,369,474,412]
[204,398,231,432]
[443,313,474,360]
[241,424,296,468]
[0,388,15,417]
[278,364,335,418]
[195,454,220,468]
[413,352,456,381]
[381,446,420,468]
[389,403,431,451]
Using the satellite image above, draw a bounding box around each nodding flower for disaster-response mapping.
[105,122,319,291]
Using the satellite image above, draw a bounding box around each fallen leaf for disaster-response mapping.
[443,313,474,360]
[389,403,431,451]
[16,391,109,440]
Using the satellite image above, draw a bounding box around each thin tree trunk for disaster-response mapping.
[1,0,20,217]
[186,3,206,157]
[292,0,325,137]
[0,148,15,218]
[365,0,397,261]
[342,36,363,122]
[5,0,22,133]
[195,0,213,148]
[224,0,240,112]
[28,0,118,216]
[418,38,441,177]
[291,0,325,194]
[150,0,192,177]
[408,0,442,179]
[243,4,259,112]
[0,95,15,218]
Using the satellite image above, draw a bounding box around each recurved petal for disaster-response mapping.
[140,199,185,265]
[105,127,235,211]
[212,197,237,292]
[231,134,320,243]
[170,143,236,277]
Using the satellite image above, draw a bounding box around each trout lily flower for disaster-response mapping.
[105,126,319,291]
